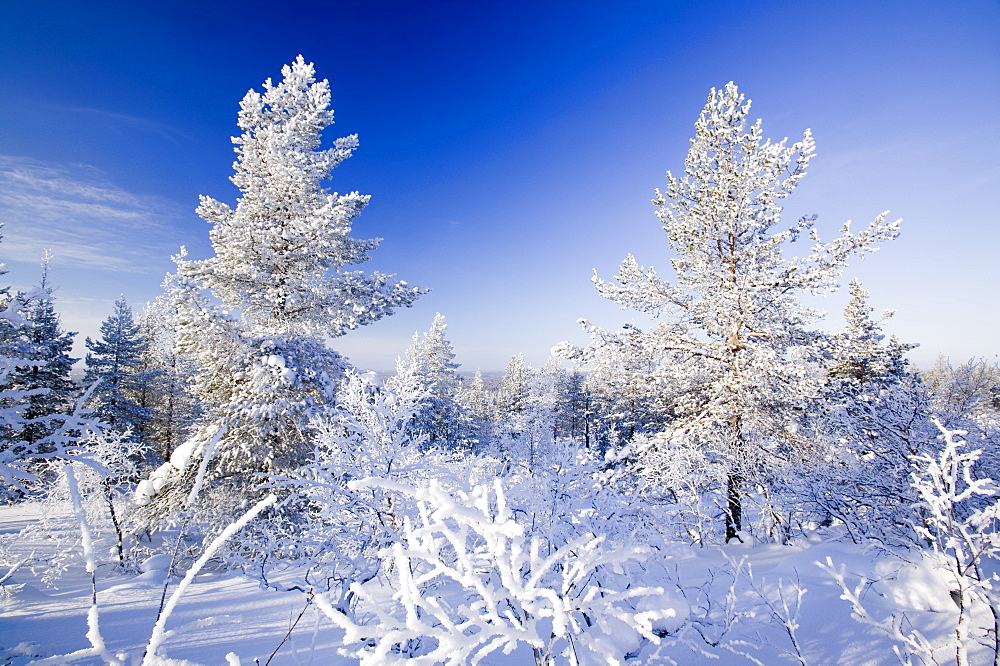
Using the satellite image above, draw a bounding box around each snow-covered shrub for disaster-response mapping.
[318,478,677,665]
[911,422,1000,665]
[236,370,449,600]
[626,431,726,545]
[820,421,1000,666]
[504,435,666,563]
[10,430,144,585]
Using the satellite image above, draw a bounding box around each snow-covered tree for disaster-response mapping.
[456,369,494,452]
[84,297,154,437]
[497,354,532,423]
[923,356,1000,428]
[387,313,465,448]
[136,294,201,462]
[784,281,929,543]
[829,280,913,388]
[320,478,674,666]
[556,323,672,450]
[552,367,593,446]
[0,244,42,495]
[494,354,541,462]
[0,240,95,497]
[180,55,423,340]
[576,83,900,541]
[6,256,78,448]
[143,57,424,510]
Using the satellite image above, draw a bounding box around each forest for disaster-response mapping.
[2,57,1000,665]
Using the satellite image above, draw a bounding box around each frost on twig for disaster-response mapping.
[317,478,679,665]
[142,493,278,665]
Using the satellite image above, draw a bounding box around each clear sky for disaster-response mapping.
[1,0,997,373]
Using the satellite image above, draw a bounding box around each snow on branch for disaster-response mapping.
[321,478,678,665]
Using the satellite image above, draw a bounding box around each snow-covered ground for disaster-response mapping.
[2,499,993,665]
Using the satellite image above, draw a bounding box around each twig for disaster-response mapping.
[264,589,315,666]
[142,493,277,665]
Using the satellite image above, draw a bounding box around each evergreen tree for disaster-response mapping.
[0,236,41,493]
[144,57,424,509]
[494,355,557,467]
[552,367,595,447]
[580,83,900,541]
[179,55,423,340]
[791,281,928,542]
[387,313,464,448]
[84,297,154,436]
[829,280,914,388]
[136,293,201,462]
[497,354,532,430]
[456,369,494,452]
[556,323,670,450]
[8,256,78,447]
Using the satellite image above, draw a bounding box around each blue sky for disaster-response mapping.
[1,1,997,372]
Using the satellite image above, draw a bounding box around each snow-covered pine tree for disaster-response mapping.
[497,354,532,419]
[492,355,564,468]
[7,255,79,448]
[456,368,494,452]
[829,280,914,388]
[495,354,532,447]
[84,297,154,437]
[791,280,929,542]
[0,235,41,495]
[556,322,671,450]
[552,367,594,447]
[585,83,900,541]
[145,57,424,509]
[180,55,423,340]
[387,313,464,448]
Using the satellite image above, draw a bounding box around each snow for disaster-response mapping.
[3,500,998,665]
[0,503,348,665]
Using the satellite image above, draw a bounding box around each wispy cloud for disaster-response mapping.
[34,103,188,144]
[0,155,189,272]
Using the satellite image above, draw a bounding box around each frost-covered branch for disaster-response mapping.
[320,478,677,665]
[142,493,277,665]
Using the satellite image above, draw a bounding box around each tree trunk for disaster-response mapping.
[725,471,743,542]
[726,415,745,542]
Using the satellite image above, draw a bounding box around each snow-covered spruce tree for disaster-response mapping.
[788,280,930,543]
[386,313,466,448]
[142,57,424,512]
[456,368,495,452]
[577,83,900,541]
[0,240,93,498]
[7,256,79,449]
[84,297,154,437]
[0,245,43,496]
